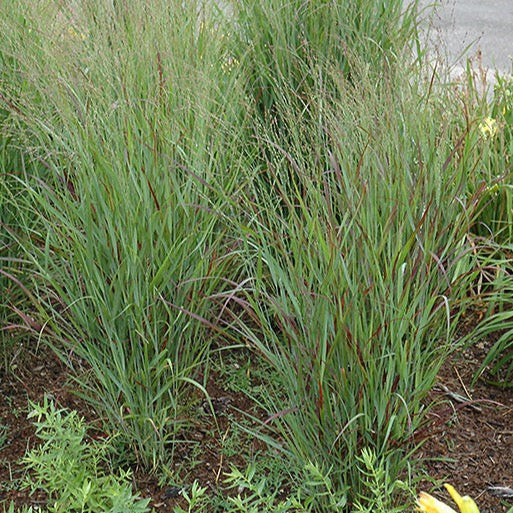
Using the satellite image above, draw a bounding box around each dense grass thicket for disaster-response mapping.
[1,1,513,511]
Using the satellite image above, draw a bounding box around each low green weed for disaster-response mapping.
[352,448,413,513]
[219,449,411,513]
[173,482,209,513]
[223,463,307,512]
[21,397,151,513]
[215,349,287,407]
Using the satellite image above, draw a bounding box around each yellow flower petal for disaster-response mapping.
[444,484,480,513]
[444,484,464,510]
[460,496,480,513]
[418,492,459,513]
[479,116,498,138]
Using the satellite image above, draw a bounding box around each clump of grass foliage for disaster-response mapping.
[229,39,497,513]
[465,72,513,386]
[0,0,249,469]
[0,0,511,511]
[0,60,38,365]
[222,2,507,510]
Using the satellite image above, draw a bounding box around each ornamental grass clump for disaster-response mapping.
[232,0,418,122]
[230,35,489,512]
[456,71,513,387]
[0,117,48,368]
[0,0,248,469]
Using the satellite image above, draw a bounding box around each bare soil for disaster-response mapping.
[415,317,513,513]
[0,324,512,512]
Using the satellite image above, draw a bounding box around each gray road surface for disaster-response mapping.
[416,0,513,72]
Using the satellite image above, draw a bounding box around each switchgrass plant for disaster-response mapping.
[232,0,420,121]
[229,44,490,511]
[1,55,25,364]
[0,0,507,509]
[0,138,20,364]
[0,0,248,469]
[469,247,513,386]
[0,129,43,368]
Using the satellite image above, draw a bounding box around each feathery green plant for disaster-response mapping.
[22,397,151,513]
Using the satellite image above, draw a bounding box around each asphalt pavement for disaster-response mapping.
[416,0,513,72]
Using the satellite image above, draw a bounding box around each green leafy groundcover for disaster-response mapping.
[19,397,150,513]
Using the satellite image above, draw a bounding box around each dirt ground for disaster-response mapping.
[0,346,269,512]
[415,316,513,513]
[0,322,512,512]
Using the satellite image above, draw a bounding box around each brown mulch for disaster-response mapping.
[0,346,268,512]
[0,327,512,513]
[416,318,513,513]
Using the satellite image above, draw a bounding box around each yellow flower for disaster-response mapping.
[417,491,458,513]
[66,27,86,41]
[444,484,480,513]
[417,485,480,513]
[479,116,497,138]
